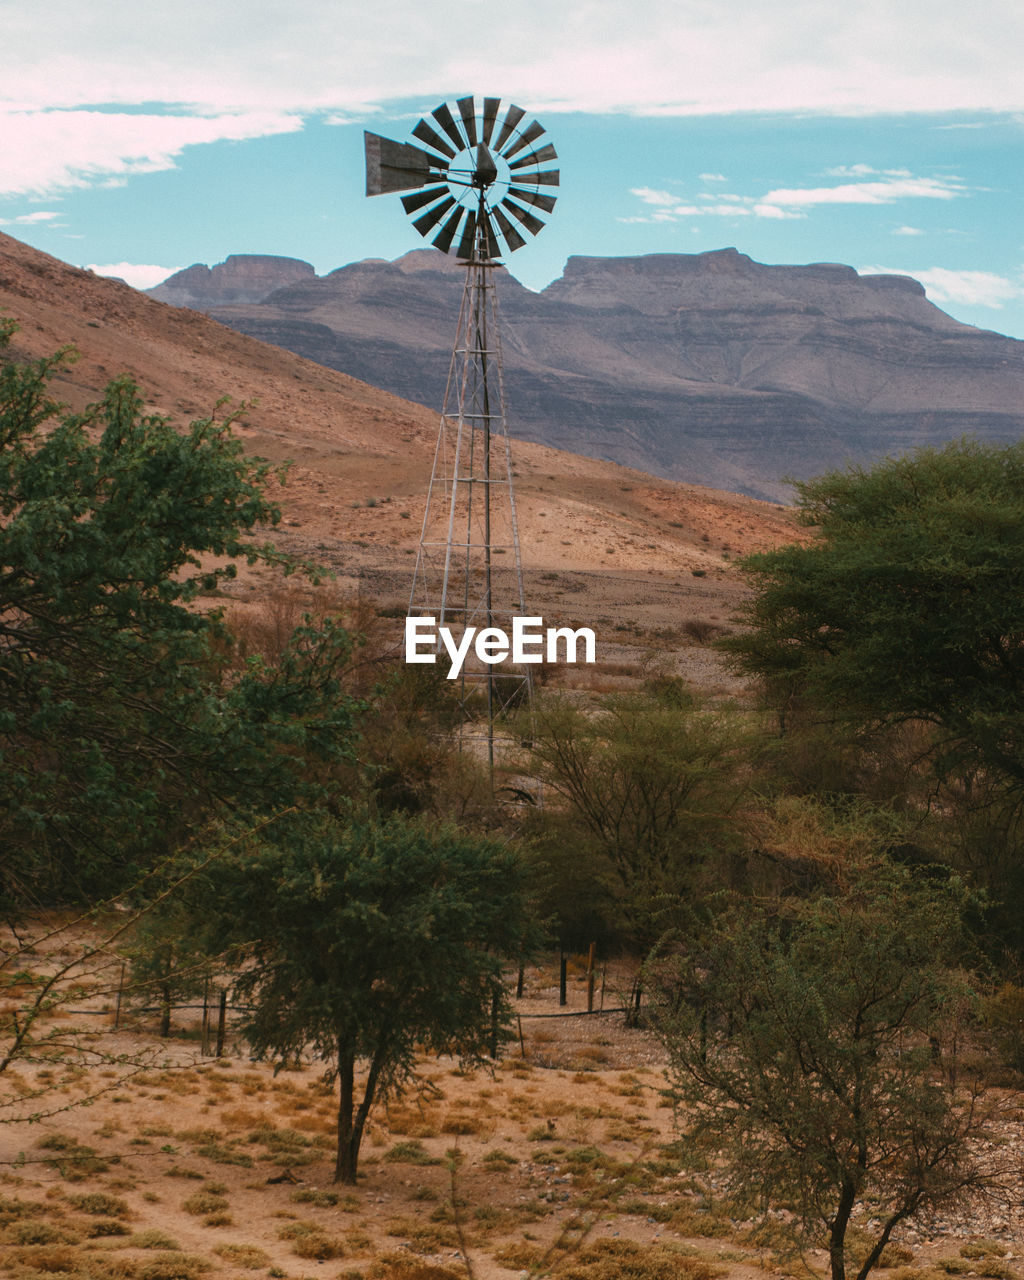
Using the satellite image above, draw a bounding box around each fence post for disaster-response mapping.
[586,942,596,1013]
[216,989,228,1057]
[200,978,211,1056]
[114,962,126,1030]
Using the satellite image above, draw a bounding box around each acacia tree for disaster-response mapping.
[523,687,748,948]
[172,814,534,1183]
[0,320,358,906]
[652,862,999,1280]
[722,440,1024,797]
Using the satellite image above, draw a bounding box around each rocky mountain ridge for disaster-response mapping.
[0,230,800,644]
[149,254,317,307]
[148,247,1024,501]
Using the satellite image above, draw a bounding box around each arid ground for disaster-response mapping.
[2,938,1023,1280]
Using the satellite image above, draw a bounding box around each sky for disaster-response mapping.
[1,0,1022,337]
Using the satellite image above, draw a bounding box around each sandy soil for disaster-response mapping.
[2,949,1022,1280]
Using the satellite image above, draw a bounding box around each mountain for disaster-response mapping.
[0,230,804,684]
[149,247,1024,501]
[148,254,317,307]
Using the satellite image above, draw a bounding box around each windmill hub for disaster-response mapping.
[472,143,499,190]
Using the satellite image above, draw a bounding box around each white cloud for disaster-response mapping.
[752,203,805,219]
[862,265,1024,308]
[0,109,303,197]
[0,210,63,226]
[89,262,184,290]
[1,1,1023,120]
[893,225,925,236]
[1,2,1020,208]
[630,169,964,224]
[699,172,727,182]
[760,175,964,210]
[630,187,679,206]
[825,164,913,179]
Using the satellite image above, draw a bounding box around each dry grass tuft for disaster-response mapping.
[68,1194,131,1219]
[384,1216,462,1254]
[181,1193,227,1217]
[122,1231,181,1251]
[135,1253,212,1280]
[276,1220,346,1260]
[552,1238,723,1279]
[383,1139,442,1166]
[365,1255,462,1279]
[211,1244,271,1269]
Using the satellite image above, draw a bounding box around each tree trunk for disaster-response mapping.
[829,1179,857,1280]
[334,1044,359,1184]
[855,1204,916,1280]
[333,1039,388,1184]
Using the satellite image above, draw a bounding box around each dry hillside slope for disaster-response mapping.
[0,232,803,681]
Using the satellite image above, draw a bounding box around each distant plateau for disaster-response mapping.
[148,247,1024,501]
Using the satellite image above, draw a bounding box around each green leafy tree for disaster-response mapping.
[0,321,358,905]
[170,814,534,1182]
[523,687,748,949]
[723,440,1024,797]
[652,862,998,1280]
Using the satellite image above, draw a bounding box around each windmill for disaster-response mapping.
[364,96,558,775]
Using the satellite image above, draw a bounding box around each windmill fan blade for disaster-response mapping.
[457,96,478,147]
[509,168,560,187]
[401,185,451,214]
[502,197,545,237]
[432,102,467,151]
[481,97,500,145]
[365,132,446,195]
[456,209,479,260]
[493,206,527,252]
[509,143,558,171]
[432,207,465,254]
[412,119,456,160]
[503,120,545,161]
[492,103,525,152]
[507,187,557,214]
[413,196,456,236]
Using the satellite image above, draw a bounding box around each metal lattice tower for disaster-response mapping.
[410,226,530,768]
[364,96,559,774]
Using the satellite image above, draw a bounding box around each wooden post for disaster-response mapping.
[559,949,567,1007]
[159,983,172,1038]
[586,942,596,1014]
[488,988,500,1059]
[114,962,126,1030]
[216,989,228,1058]
[516,964,525,999]
[200,978,211,1056]
[517,1015,526,1058]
